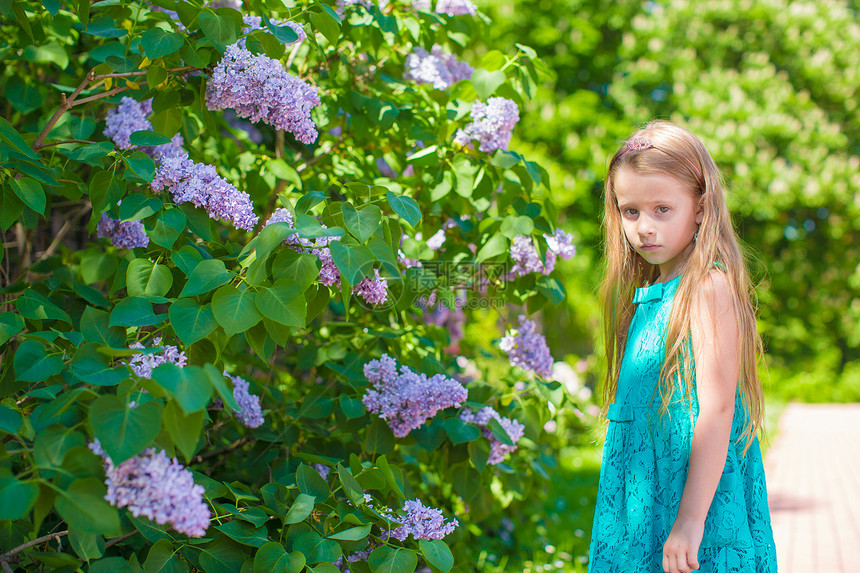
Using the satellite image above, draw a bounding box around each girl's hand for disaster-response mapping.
[662,518,704,573]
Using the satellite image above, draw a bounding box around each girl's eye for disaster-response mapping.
[657,206,669,213]
[623,208,638,216]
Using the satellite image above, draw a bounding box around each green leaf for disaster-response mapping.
[442,417,481,444]
[55,478,121,535]
[246,29,286,59]
[69,529,105,562]
[89,169,125,216]
[0,185,24,231]
[89,395,161,463]
[16,288,71,323]
[13,340,63,382]
[0,312,24,346]
[297,463,330,502]
[368,546,418,573]
[90,558,135,573]
[254,543,305,573]
[141,27,185,59]
[204,363,241,411]
[342,203,381,244]
[199,10,239,52]
[198,536,246,573]
[487,416,514,446]
[10,178,45,215]
[468,437,490,472]
[336,463,365,507]
[212,285,262,335]
[81,306,126,347]
[180,259,232,297]
[471,68,506,100]
[143,538,187,573]
[119,193,162,221]
[151,363,213,414]
[169,299,218,346]
[80,252,118,284]
[0,476,38,519]
[283,493,315,524]
[150,107,183,138]
[418,540,453,572]
[475,232,508,262]
[147,206,186,249]
[339,394,365,419]
[163,400,203,463]
[500,215,534,238]
[254,280,306,327]
[263,14,301,44]
[124,151,157,183]
[309,8,340,45]
[449,462,480,501]
[292,531,341,564]
[295,190,325,214]
[537,275,565,305]
[0,404,23,435]
[271,251,320,290]
[0,117,39,160]
[385,192,421,228]
[375,455,405,500]
[126,259,173,297]
[214,521,269,547]
[34,425,85,469]
[364,417,394,455]
[70,345,127,386]
[129,130,173,147]
[110,297,166,327]
[329,242,375,286]
[327,524,371,541]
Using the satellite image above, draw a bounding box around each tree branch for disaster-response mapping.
[0,530,68,561]
[104,531,139,548]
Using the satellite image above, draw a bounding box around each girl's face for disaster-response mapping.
[613,168,703,281]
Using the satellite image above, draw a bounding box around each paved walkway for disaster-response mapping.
[765,403,860,573]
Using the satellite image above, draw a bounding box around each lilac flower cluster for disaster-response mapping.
[225,372,264,428]
[151,152,258,231]
[388,499,459,541]
[241,15,306,45]
[508,229,576,278]
[312,463,331,481]
[454,97,520,153]
[362,354,468,437]
[418,291,466,350]
[425,228,447,251]
[460,406,525,464]
[499,315,554,378]
[411,0,431,10]
[128,337,187,379]
[435,0,477,16]
[89,440,210,537]
[265,208,341,286]
[96,214,150,249]
[206,43,321,144]
[103,97,185,161]
[404,45,473,90]
[352,268,388,306]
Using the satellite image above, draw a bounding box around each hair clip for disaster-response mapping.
[625,137,653,151]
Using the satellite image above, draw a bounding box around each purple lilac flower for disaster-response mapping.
[264,208,342,286]
[206,43,320,144]
[103,97,152,150]
[404,45,473,90]
[212,0,242,8]
[454,97,520,153]
[362,354,468,438]
[128,337,187,379]
[353,268,388,306]
[241,15,306,45]
[508,235,547,277]
[89,439,210,537]
[435,0,476,16]
[499,315,554,377]
[425,229,446,250]
[151,152,258,231]
[225,372,264,428]
[388,499,458,541]
[412,0,431,10]
[376,157,397,178]
[544,228,576,260]
[96,214,150,249]
[459,406,525,464]
[312,463,331,481]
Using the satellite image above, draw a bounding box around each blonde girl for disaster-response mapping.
[587,120,777,573]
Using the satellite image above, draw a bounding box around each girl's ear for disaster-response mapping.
[695,196,705,225]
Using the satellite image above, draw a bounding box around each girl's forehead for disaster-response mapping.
[613,169,694,202]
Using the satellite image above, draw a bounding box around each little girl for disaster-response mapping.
[587,121,777,573]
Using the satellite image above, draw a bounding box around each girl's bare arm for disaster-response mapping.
[662,270,739,573]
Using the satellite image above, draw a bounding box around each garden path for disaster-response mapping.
[765,403,860,573]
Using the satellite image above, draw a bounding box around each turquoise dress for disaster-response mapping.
[588,274,777,572]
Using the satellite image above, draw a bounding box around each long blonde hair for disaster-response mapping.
[599,120,764,451]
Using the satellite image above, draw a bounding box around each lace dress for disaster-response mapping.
[588,274,777,572]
